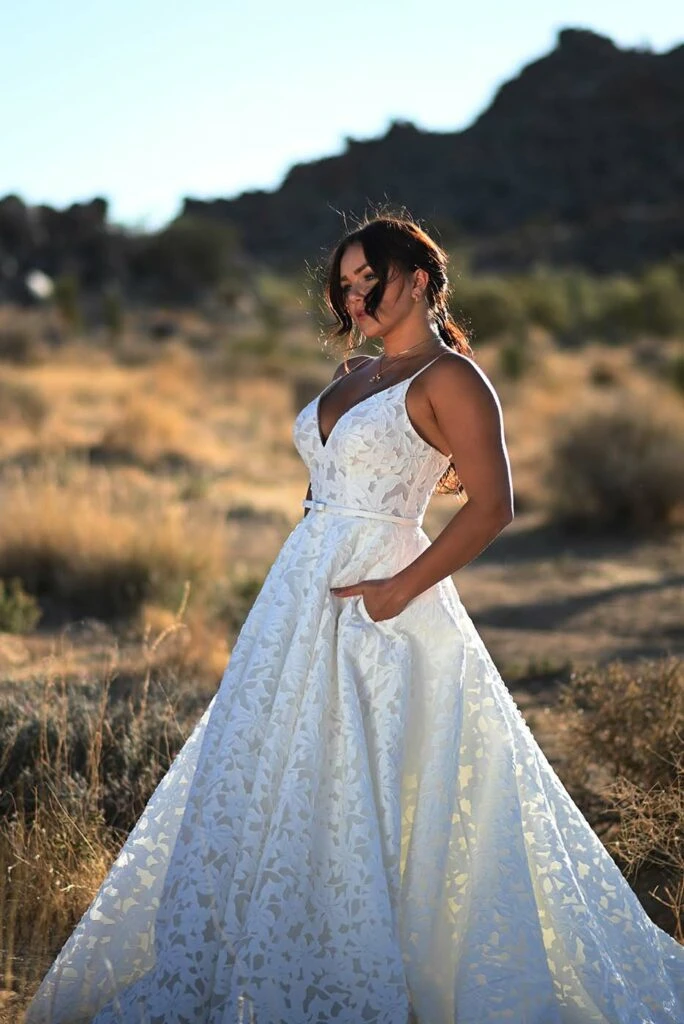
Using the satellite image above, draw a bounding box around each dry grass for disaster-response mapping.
[0,303,683,1016]
[98,392,196,468]
[559,657,683,788]
[0,792,119,1007]
[559,657,684,936]
[2,653,682,1017]
[0,607,215,1017]
[609,774,684,942]
[0,460,228,623]
[140,597,231,683]
[0,377,48,432]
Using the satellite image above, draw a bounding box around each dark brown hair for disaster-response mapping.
[322,212,472,496]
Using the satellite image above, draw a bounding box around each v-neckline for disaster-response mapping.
[315,355,443,450]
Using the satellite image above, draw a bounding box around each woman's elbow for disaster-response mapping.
[500,500,515,527]
[488,497,514,531]
[468,496,514,535]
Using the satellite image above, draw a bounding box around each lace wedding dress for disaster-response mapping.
[26,356,684,1023]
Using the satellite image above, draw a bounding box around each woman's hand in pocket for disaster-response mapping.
[330,577,410,623]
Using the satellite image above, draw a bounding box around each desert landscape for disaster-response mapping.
[0,260,683,1018]
[1,21,684,1021]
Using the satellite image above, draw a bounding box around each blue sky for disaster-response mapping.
[1,1,681,230]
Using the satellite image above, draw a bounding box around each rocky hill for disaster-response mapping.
[182,27,684,273]
[1,26,683,301]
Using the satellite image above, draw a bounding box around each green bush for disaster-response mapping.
[516,272,570,335]
[53,273,83,331]
[451,276,526,342]
[557,271,603,347]
[447,259,684,347]
[635,265,684,337]
[102,284,124,337]
[497,318,531,381]
[667,352,684,395]
[0,577,42,633]
[593,276,642,344]
[129,215,240,303]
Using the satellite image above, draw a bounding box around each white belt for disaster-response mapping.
[302,497,423,527]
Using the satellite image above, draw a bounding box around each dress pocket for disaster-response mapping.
[356,594,376,624]
[356,593,407,628]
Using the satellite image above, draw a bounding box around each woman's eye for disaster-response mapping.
[341,273,376,294]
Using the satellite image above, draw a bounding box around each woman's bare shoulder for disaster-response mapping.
[427,350,502,408]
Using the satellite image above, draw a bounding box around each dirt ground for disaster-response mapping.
[438,506,684,670]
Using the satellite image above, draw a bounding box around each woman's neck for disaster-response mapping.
[379,318,440,357]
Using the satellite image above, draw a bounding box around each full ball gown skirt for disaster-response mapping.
[26,357,684,1024]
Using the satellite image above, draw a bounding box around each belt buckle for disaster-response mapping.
[313,499,326,511]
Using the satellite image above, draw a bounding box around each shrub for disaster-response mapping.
[102,283,124,338]
[557,271,601,348]
[53,273,83,331]
[559,657,684,937]
[0,328,47,365]
[589,361,619,388]
[128,215,240,304]
[0,577,42,633]
[635,265,684,338]
[559,658,683,791]
[451,276,526,343]
[516,273,570,336]
[0,674,189,830]
[667,352,684,395]
[0,376,48,430]
[497,318,531,381]
[592,276,642,344]
[97,394,193,469]
[547,401,684,532]
[0,461,227,624]
[592,264,684,342]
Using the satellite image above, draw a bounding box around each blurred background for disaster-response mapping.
[1,3,683,1017]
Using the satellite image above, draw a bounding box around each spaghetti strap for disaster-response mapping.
[409,352,446,381]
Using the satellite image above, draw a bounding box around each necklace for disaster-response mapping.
[368,333,441,383]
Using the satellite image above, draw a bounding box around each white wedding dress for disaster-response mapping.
[26,356,684,1023]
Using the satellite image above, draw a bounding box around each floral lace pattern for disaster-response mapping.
[26,361,684,1022]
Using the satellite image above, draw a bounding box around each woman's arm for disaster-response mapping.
[393,353,513,603]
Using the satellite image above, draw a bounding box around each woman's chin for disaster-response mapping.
[360,322,383,338]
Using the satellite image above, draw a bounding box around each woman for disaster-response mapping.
[26,216,684,1023]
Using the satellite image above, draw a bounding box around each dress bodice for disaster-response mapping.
[292,357,451,522]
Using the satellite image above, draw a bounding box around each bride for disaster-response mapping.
[26,215,684,1023]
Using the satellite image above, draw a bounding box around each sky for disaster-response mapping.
[1,1,681,231]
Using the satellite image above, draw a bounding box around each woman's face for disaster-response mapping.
[339,241,413,338]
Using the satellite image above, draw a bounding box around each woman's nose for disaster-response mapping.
[346,282,369,304]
